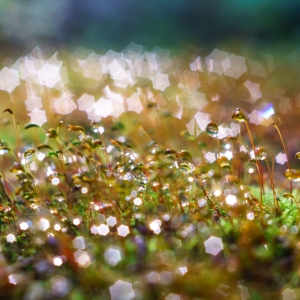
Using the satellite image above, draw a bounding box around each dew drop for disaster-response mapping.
[37,143,53,150]
[0,146,10,153]
[176,150,192,162]
[54,192,65,202]
[82,136,93,148]
[68,125,85,134]
[232,108,246,122]
[206,122,218,137]
[180,163,191,173]
[114,162,124,174]
[46,128,58,138]
[164,149,176,155]
[147,141,162,154]
[217,156,230,168]
[10,162,25,173]
[284,169,300,182]
[130,166,148,183]
[24,148,35,159]
[282,192,294,200]
[93,139,103,148]
[193,164,208,177]
[254,147,267,160]
[145,155,156,168]
[91,120,101,133]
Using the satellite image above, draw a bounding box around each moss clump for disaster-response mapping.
[0,108,299,299]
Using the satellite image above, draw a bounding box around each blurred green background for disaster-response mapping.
[0,0,300,54]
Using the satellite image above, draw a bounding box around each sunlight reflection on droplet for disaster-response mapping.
[37,218,50,231]
[226,195,237,206]
[81,187,88,194]
[214,190,222,197]
[19,222,29,230]
[247,212,255,220]
[54,224,61,231]
[53,256,63,266]
[73,218,81,226]
[149,220,161,234]
[177,266,187,275]
[133,197,142,206]
[51,177,59,185]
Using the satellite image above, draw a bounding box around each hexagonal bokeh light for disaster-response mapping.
[204,236,224,256]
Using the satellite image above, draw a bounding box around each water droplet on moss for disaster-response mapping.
[284,169,300,182]
[180,163,191,172]
[0,146,11,152]
[24,148,35,158]
[54,192,65,202]
[10,162,25,173]
[217,157,230,168]
[37,144,53,150]
[194,163,208,177]
[114,162,124,174]
[206,122,218,137]
[176,150,192,162]
[68,125,85,133]
[46,128,58,138]
[232,108,246,122]
[283,192,294,200]
[254,147,267,160]
[93,139,103,148]
[131,166,148,183]
[164,149,176,155]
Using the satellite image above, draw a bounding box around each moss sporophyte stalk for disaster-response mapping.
[0,104,300,299]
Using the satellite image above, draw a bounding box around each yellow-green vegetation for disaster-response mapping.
[0,108,299,300]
